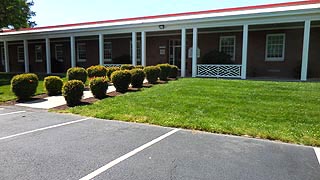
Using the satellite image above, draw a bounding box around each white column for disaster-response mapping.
[301,20,311,81]
[23,40,29,73]
[192,27,198,77]
[141,31,146,66]
[241,24,249,79]
[99,34,104,66]
[70,36,76,67]
[45,38,51,74]
[181,28,186,77]
[132,32,137,66]
[4,41,9,72]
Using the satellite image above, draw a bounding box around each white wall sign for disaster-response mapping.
[188,47,200,58]
[159,46,166,55]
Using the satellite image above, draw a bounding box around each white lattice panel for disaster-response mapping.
[104,64,122,67]
[197,64,242,78]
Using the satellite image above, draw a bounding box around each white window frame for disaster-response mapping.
[55,44,64,62]
[219,36,236,61]
[35,45,43,62]
[265,34,286,61]
[17,46,24,62]
[1,47,4,66]
[104,41,112,63]
[77,42,86,62]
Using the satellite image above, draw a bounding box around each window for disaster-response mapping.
[265,34,285,61]
[35,45,42,62]
[17,46,24,62]
[219,36,236,61]
[104,42,112,63]
[55,44,64,62]
[1,47,4,66]
[130,40,141,63]
[77,43,86,62]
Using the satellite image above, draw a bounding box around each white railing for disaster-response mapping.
[197,64,242,78]
[104,64,122,67]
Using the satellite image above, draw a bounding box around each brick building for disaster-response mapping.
[0,0,319,80]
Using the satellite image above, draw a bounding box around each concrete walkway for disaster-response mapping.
[16,79,148,109]
[16,85,116,109]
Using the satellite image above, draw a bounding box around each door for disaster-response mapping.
[169,40,181,68]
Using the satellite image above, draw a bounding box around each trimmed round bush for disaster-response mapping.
[120,64,134,70]
[144,66,160,84]
[67,67,88,84]
[157,64,172,81]
[111,70,132,93]
[62,80,84,107]
[11,73,39,100]
[130,69,146,88]
[106,67,120,79]
[87,65,107,78]
[169,65,179,78]
[89,77,108,99]
[44,76,63,96]
[135,65,144,69]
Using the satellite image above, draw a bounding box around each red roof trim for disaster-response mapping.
[3,0,319,32]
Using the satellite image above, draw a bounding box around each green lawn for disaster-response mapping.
[66,78,320,146]
[0,73,65,102]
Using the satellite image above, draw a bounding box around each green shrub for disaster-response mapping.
[67,67,88,84]
[157,64,171,81]
[111,70,132,93]
[144,66,160,84]
[120,64,134,70]
[130,69,146,88]
[62,80,84,107]
[44,76,63,96]
[135,65,144,69]
[106,67,120,79]
[87,65,107,78]
[11,73,39,100]
[169,65,179,78]
[89,77,108,99]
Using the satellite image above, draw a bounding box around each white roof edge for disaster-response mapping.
[1,3,320,36]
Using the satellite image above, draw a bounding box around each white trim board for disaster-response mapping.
[1,3,320,36]
[1,4,319,40]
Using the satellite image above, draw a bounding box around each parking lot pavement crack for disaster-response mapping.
[169,159,177,180]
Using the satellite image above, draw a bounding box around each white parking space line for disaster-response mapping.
[79,128,180,180]
[0,118,90,141]
[0,111,26,116]
[314,147,320,165]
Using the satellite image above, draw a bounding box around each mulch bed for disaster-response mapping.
[50,90,124,111]
[142,83,153,88]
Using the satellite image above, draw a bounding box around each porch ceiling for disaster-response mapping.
[250,22,305,29]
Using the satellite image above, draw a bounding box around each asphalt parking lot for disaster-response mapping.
[0,106,319,180]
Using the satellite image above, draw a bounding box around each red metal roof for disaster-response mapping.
[3,0,320,32]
